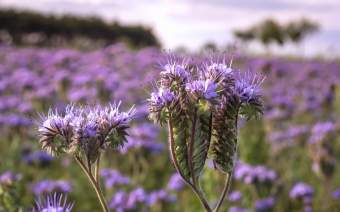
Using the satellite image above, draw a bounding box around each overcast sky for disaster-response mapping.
[1,0,340,57]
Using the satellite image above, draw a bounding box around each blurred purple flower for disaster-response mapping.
[31,180,72,195]
[289,182,314,200]
[100,169,130,189]
[33,193,73,212]
[254,197,275,212]
[167,173,185,191]
[228,191,242,202]
[0,171,21,186]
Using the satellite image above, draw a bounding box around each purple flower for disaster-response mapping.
[228,191,242,202]
[37,103,135,158]
[254,197,275,212]
[185,79,218,100]
[289,182,314,200]
[235,72,264,103]
[23,150,54,166]
[126,187,148,209]
[234,162,276,185]
[33,193,73,212]
[147,189,176,206]
[0,171,21,186]
[228,206,250,212]
[31,180,72,195]
[161,63,190,82]
[332,189,340,200]
[100,169,130,189]
[109,190,128,211]
[167,173,185,191]
[309,121,335,144]
[204,62,233,81]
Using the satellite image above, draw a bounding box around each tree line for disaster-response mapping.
[0,9,160,48]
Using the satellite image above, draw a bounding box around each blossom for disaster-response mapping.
[0,171,21,186]
[204,62,233,82]
[37,103,135,160]
[100,169,130,189]
[31,180,72,195]
[289,182,314,200]
[235,72,264,103]
[161,63,190,82]
[185,79,218,100]
[254,197,275,212]
[228,191,242,202]
[167,173,185,191]
[234,162,277,184]
[147,189,176,206]
[33,193,73,212]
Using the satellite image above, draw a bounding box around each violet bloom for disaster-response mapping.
[254,197,275,212]
[161,63,190,82]
[37,103,135,162]
[205,63,233,82]
[0,171,21,186]
[31,180,72,195]
[228,206,250,212]
[289,182,314,200]
[235,72,264,103]
[126,187,148,209]
[185,79,218,100]
[309,121,335,144]
[109,191,129,212]
[33,193,73,212]
[332,189,340,200]
[147,189,176,206]
[23,150,54,166]
[228,191,242,202]
[167,173,185,191]
[100,169,130,189]
[234,162,277,185]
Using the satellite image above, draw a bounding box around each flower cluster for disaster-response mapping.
[148,55,264,211]
[37,103,135,163]
[234,162,277,185]
[31,180,72,195]
[33,193,73,212]
[100,169,130,189]
[0,171,21,186]
[109,187,175,211]
[289,182,314,202]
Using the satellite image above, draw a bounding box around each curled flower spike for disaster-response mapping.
[147,54,264,212]
[33,193,74,212]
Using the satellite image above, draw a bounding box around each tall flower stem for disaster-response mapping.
[75,156,109,212]
[213,172,232,212]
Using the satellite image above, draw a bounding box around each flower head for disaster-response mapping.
[37,103,135,161]
[185,79,218,100]
[33,193,73,212]
[289,182,314,200]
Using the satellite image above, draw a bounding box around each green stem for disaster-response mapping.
[75,156,109,212]
[213,172,232,212]
[95,154,101,183]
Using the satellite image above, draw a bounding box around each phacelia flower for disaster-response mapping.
[100,169,130,189]
[235,72,264,103]
[0,171,21,186]
[33,193,73,212]
[37,103,135,162]
[204,62,233,82]
[31,180,72,195]
[185,79,218,100]
[167,173,185,191]
[254,197,275,212]
[289,182,314,200]
[228,190,242,202]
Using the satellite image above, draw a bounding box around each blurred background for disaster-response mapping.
[0,1,340,212]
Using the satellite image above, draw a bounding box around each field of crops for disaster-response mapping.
[1,43,340,212]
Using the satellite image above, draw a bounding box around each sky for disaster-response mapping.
[1,0,340,57]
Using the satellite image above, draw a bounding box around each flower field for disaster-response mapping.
[0,43,340,211]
